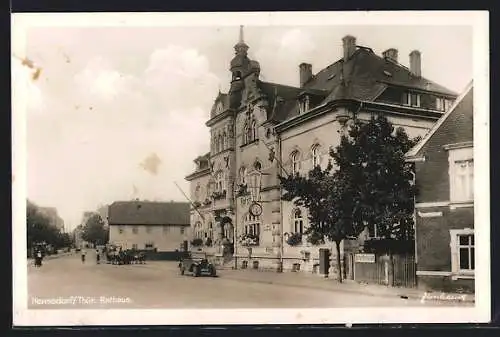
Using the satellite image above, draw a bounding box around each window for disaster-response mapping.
[132,226,138,234]
[436,97,446,111]
[299,95,310,114]
[118,226,124,234]
[368,224,379,238]
[459,234,474,271]
[145,242,154,250]
[244,213,261,243]
[218,134,223,152]
[444,99,453,111]
[311,145,321,168]
[246,122,253,143]
[243,123,249,144]
[293,209,304,235]
[254,161,262,171]
[222,132,227,150]
[239,167,247,185]
[450,229,474,278]
[194,222,203,239]
[132,244,138,250]
[215,171,223,192]
[251,120,257,141]
[448,147,474,202]
[404,92,421,107]
[208,222,213,240]
[291,151,301,175]
[194,184,201,201]
[180,227,185,235]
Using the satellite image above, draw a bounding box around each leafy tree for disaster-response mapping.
[330,115,419,243]
[27,200,72,254]
[279,115,420,283]
[81,213,108,246]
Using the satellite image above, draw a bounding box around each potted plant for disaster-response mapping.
[236,184,248,197]
[190,238,203,247]
[238,233,259,247]
[286,232,303,246]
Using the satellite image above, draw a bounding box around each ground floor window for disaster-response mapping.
[458,234,475,271]
[450,228,475,277]
[145,242,154,250]
[244,214,261,242]
[293,209,304,235]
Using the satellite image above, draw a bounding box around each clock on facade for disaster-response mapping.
[249,202,263,217]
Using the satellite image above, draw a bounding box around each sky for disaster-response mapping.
[14,23,472,230]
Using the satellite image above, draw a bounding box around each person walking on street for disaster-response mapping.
[81,249,86,264]
[96,248,100,264]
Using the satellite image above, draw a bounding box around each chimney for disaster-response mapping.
[342,35,357,61]
[409,50,422,77]
[299,63,313,87]
[382,48,398,63]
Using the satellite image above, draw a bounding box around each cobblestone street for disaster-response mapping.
[27,253,471,309]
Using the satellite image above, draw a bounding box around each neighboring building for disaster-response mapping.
[39,207,65,232]
[185,27,458,273]
[108,200,190,252]
[406,82,474,292]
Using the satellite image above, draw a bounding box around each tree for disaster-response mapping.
[81,213,108,246]
[27,200,71,255]
[330,115,419,243]
[280,163,364,283]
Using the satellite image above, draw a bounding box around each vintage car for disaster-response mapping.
[178,252,217,277]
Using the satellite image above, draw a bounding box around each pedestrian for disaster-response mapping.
[34,250,42,267]
[96,248,100,264]
[81,249,86,264]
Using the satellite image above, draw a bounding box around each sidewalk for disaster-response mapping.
[218,268,475,304]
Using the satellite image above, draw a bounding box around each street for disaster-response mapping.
[28,252,463,309]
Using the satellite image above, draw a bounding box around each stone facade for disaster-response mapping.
[186,28,458,274]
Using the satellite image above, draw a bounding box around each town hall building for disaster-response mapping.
[185,27,458,274]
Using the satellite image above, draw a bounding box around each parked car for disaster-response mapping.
[178,252,217,277]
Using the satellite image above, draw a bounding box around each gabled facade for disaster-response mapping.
[406,82,474,292]
[185,27,458,274]
[108,201,190,252]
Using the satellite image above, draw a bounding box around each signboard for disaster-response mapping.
[354,253,376,263]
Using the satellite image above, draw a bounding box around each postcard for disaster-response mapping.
[12,11,490,326]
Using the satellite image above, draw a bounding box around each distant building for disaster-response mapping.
[406,82,474,292]
[38,207,64,232]
[108,201,190,252]
[185,27,458,273]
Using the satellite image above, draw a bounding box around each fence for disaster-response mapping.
[346,253,416,288]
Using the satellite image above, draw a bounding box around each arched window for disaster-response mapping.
[312,145,321,168]
[215,171,223,192]
[246,121,253,143]
[242,123,249,145]
[194,184,201,201]
[218,134,223,152]
[254,160,262,171]
[214,134,219,153]
[251,120,257,141]
[194,221,203,239]
[239,167,247,185]
[291,151,301,175]
[244,213,261,243]
[222,132,227,150]
[293,209,304,235]
[208,222,213,240]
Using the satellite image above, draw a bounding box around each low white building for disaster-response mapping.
[108,200,190,252]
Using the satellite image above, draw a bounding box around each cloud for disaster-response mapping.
[26,45,216,227]
[254,29,317,86]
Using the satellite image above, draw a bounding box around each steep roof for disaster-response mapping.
[108,201,190,226]
[260,47,457,123]
[406,81,473,159]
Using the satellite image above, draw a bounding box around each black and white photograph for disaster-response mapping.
[12,11,490,326]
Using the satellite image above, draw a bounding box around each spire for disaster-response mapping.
[234,25,249,56]
[239,25,244,44]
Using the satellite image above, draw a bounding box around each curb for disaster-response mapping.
[220,272,475,304]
